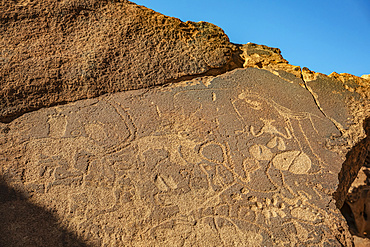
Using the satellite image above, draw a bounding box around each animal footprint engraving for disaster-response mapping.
[272,151,311,174]
[290,206,319,222]
[47,114,67,138]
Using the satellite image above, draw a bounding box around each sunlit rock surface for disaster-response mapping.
[1,1,370,246]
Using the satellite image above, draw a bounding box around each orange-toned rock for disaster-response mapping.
[0,0,242,122]
[241,43,302,78]
[1,1,370,247]
[2,66,369,246]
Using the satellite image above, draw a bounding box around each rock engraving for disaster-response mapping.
[0,68,358,246]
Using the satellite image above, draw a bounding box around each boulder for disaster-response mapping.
[0,0,242,123]
[1,0,370,246]
[1,66,369,246]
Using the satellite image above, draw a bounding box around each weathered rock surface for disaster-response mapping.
[0,0,242,123]
[1,1,370,247]
[240,43,302,78]
[0,66,369,246]
[341,147,370,243]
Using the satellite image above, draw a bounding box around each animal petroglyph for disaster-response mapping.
[272,151,312,174]
[200,142,226,164]
[0,68,355,246]
[249,144,274,161]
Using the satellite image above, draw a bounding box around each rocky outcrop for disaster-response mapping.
[0,67,356,246]
[240,42,302,78]
[1,0,370,246]
[342,166,370,239]
[0,0,243,123]
[1,66,369,246]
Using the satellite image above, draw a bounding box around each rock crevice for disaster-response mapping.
[334,118,370,209]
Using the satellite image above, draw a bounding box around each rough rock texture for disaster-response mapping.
[0,0,243,123]
[1,1,370,247]
[0,177,86,246]
[0,66,369,246]
[340,145,370,243]
[344,180,370,238]
[240,43,302,78]
[240,46,370,212]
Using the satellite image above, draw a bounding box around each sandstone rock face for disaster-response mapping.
[1,1,370,247]
[240,42,302,78]
[0,0,242,122]
[1,66,369,246]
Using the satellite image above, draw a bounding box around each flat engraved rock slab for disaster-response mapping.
[0,68,353,246]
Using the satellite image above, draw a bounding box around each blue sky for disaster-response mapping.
[134,0,370,77]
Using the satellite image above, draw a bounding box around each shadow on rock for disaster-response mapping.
[334,117,370,209]
[336,117,370,243]
[0,175,88,247]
